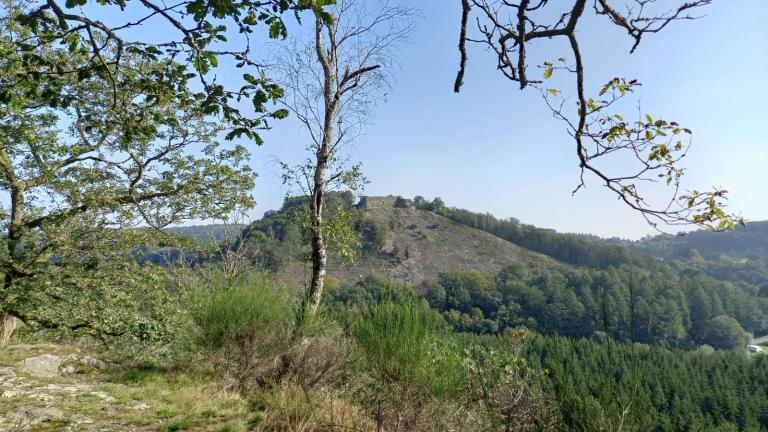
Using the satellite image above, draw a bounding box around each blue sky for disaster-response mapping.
[22,1,768,240]
[248,0,768,240]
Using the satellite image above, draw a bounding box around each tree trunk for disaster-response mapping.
[0,315,17,345]
[302,14,339,316]
[1,159,26,343]
[306,186,327,315]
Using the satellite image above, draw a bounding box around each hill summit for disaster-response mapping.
[243,194,560,286]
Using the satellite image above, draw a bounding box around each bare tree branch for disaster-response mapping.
[455,0,740,232]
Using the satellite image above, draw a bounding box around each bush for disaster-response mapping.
[187,272,299,388]
[189,272,293,349]
[189,272,352,392]
[464,343,558,431]
[352,300,463,395]
[279,316,352,390]
[351,299,466,430]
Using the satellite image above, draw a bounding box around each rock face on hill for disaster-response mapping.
[306,195,560,286]
[239,194,569,288]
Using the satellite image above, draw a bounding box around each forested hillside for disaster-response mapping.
[237,195,768,349]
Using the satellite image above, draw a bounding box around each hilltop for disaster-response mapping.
[324,196,563,285]
[238,194,567,287]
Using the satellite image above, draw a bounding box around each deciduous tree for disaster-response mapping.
[0,11,255,341]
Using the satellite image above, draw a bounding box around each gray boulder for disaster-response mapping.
[16,354,65,377]
[7,406,64,425]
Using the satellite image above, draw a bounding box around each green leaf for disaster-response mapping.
[206,53,218,68]
[269,21,282,39]
[316,10,335,25]
[64,0,88,7]
[272,108,289,119]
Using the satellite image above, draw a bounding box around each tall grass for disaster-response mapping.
[251,381,376,432]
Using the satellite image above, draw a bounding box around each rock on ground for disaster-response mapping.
[16,354,65,378]
[5,406,64,425]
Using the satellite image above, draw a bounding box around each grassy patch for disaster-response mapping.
[99,366,252,431]
[251,381,376,432]
[1,351,252,431]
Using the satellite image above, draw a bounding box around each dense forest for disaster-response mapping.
[523,335,768,431]
[424,265,762,349]
[614,221,768,260]
[324,274,768,431]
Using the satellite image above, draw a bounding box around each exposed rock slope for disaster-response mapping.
[325,196,564,285]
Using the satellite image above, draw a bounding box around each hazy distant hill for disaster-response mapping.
[165,224,245,242]
[609,221,768,260]
[134,224,245,266]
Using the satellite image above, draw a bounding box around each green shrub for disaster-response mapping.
[189,272,293,349]
[188,272,350,391]
[464,343,558,431]
[351,299,464,398]
[351,300,467,430]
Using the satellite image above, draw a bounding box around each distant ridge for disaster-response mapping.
[609,221,768,260]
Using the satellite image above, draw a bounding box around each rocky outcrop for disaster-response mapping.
[356,195,399,210]
[0,346,128,431]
